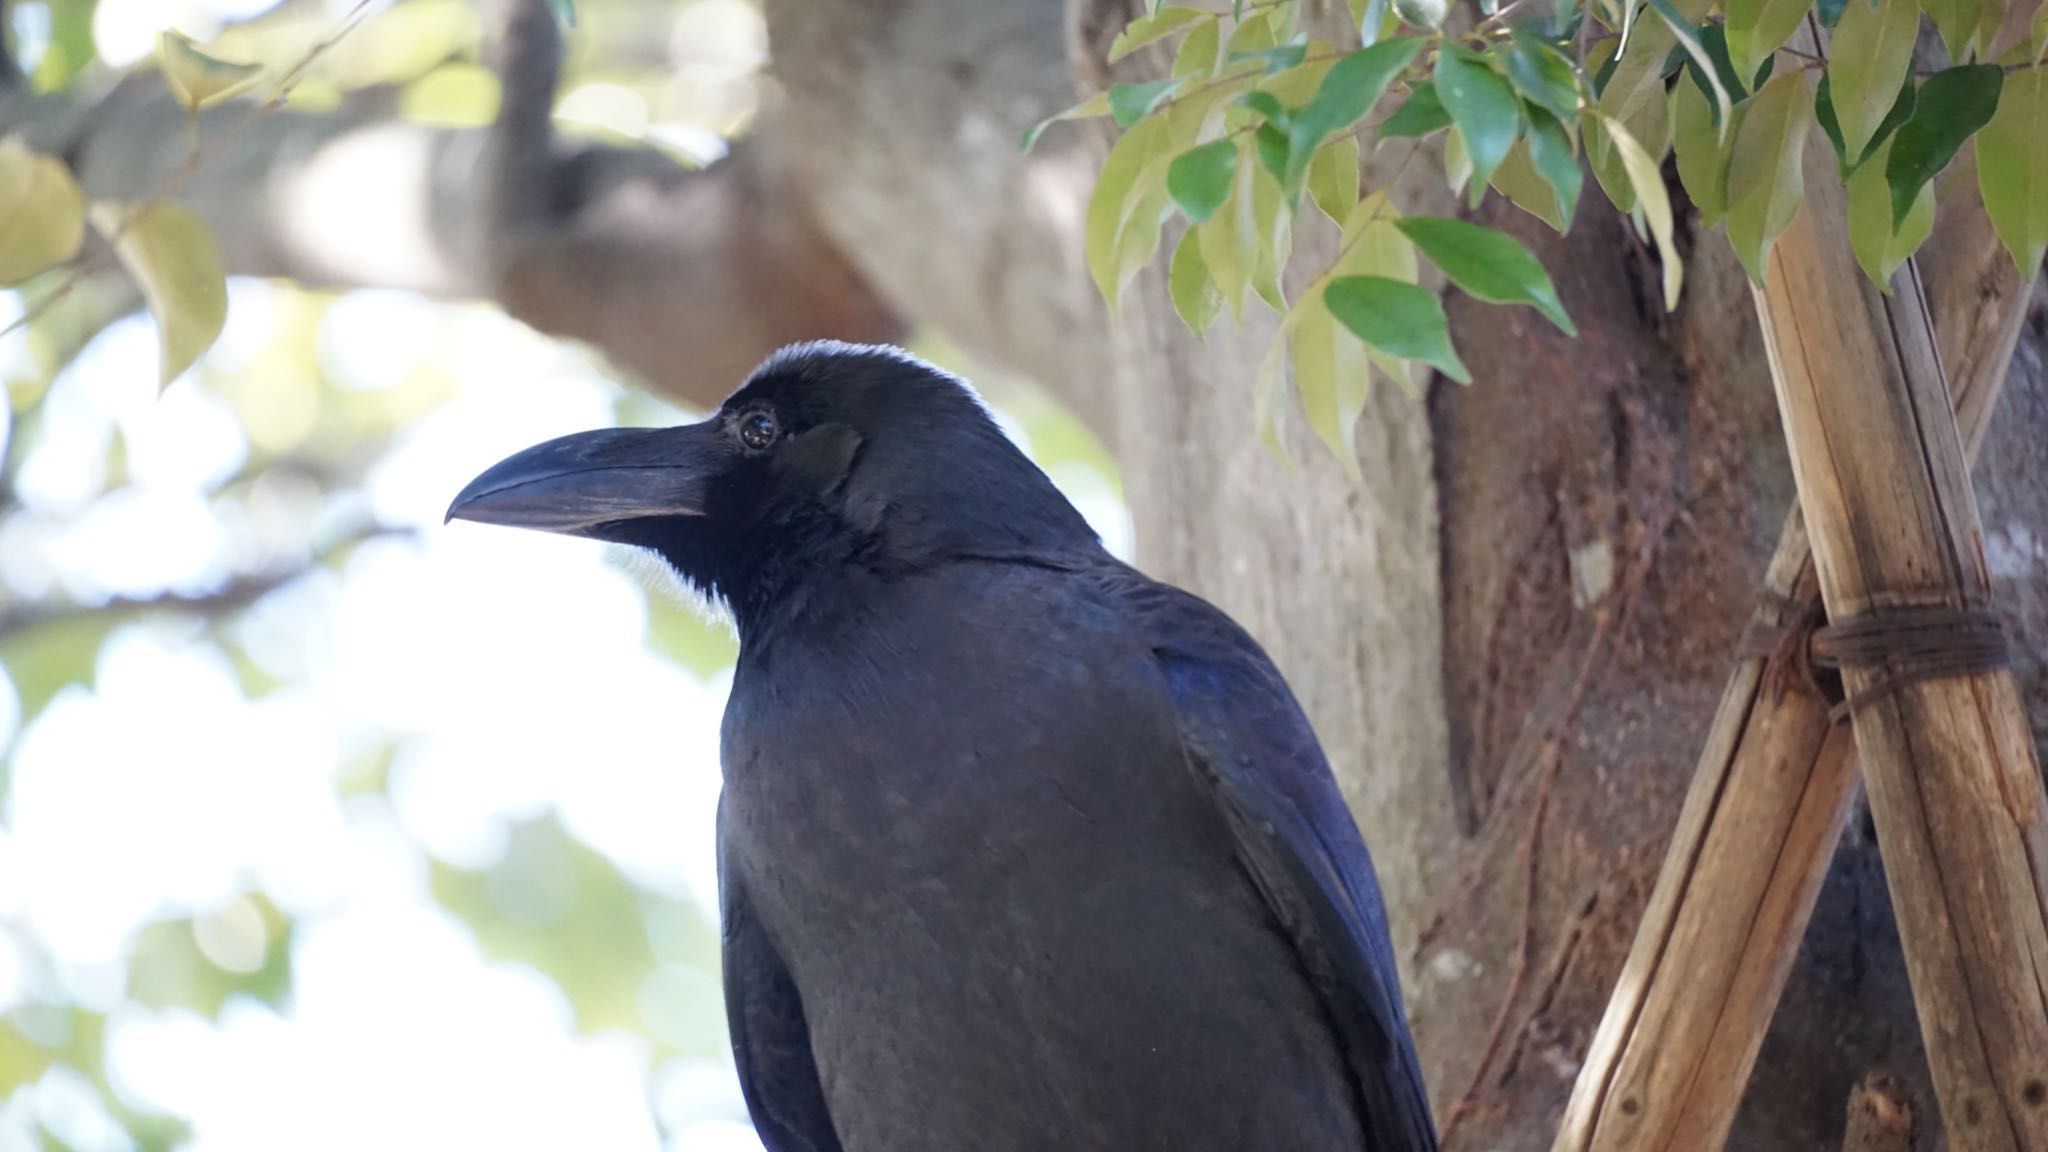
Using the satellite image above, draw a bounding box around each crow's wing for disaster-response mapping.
[1108,572,1440,1151]
[720,821,845,1152]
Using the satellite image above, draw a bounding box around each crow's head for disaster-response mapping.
[447,342,1101,621]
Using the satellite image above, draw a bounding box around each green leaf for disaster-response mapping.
[90,201,229,385]
[1380,83,1453,138]
[1725,0,1809,81]
[1672,68,1735,225]
[1250,167,1293,311]
[1230,42,1313,73]
[1021,90,1111,151]
[1326,275,1470,382]
[1308,136,1361,222]
[1240,90,1292,126]
[1829,0,1918,159]
[1600,111,1685,307]
[1292,289,1374,477]
[1255,122,1290,181]
[1395,0,1452,29]
[1110,79,1183,127]
[1725,71,1815,283]
[1199,145,1262,318]
[1168,227,1222,333]
[1692,22,1753,104]
[1168,139,1239,222]
[1850,134,1936,285]
[1084,116,1170,307]
[0,136,87,285]
[1505,27,1583,122]
[157,29,262,113]
[1885,65,2001,227]
[1598,12,1679,130]
[1435,46,1522,190]
[1225,8,1280,57]
[1977,66,2048,272]
[1525,107,1584,225]
[1110,6,1209,63]
[1285,39,1426,193]
[1920,0,1986,62]
[1396,216,1576,333]
[1173,18,1222,77]
[1643,0,1732,136]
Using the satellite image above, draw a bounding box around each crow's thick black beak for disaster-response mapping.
[446,423,727,535]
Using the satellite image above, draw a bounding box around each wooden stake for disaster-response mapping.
[1552,37,2041,1152]
[1749,19,2048,1149]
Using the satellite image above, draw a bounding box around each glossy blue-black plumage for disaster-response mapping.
[449,342,1437,1151]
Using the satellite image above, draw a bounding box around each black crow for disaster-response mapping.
[447,343,1438,1152]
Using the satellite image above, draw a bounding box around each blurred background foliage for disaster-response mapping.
[0,1,1127,1148]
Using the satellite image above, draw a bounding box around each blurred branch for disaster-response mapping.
[0,0,901,409]
[0,523,416,643]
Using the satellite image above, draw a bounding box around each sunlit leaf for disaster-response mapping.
[1285,38,1426,193]
[1249,166,1293,311]
[1436,46,1521,190]
[1920,0,1986,61]
[1326,275,1470,383]
[1173,17,1222,77]
[0,136,86,285]
[1600,111,1684,307]
[1725,0,1810,82]
[1199,144,1262,319]
[1085,116,1166,306]
[1725,71,1816,283]
[1850,135,1935,285]
[1169,227,1222,334]
[1308,136,1361,222]
[1168,139,1239,222]
[1110,6,1210,62]
[1828,0,1918,158]
[1977,65,2048,272]
[157,29,262,113]
[91,201,229,385]
[1379,82,1452,138]
[1291,288,1373,477]
[1491,139,1565,229]
[1020,90,1112,151]
[1885,65,2001,226]
[1672,69,1735,225]
[1396,216,1575,333]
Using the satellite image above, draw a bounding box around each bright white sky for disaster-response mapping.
[0,288,1129,1151]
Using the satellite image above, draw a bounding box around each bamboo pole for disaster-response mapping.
[1748,18,2048,1148]
[1552,31,2041,1152]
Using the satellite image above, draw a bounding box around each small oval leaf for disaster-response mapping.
[0,136,87,285]
[1168,139,1239,223]
[1110,6,1209,63]
[91,201,229,385]
[1435,46,1522,190]
[1325,275,1471,383]
[1885,65,2001,228]
[1977,66,2048,273]
[158,30,262,113]
[1725,71,1814,284]
[1395,215,1576,334]
[1828,0,1917,159]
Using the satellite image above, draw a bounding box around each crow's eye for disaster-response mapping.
[739,410,779,451]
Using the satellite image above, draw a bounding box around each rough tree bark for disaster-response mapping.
[6,0,2046,1147]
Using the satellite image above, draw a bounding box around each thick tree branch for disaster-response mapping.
[0,0,901,409]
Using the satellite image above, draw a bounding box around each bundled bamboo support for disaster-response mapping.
[1554,20,2043,1152]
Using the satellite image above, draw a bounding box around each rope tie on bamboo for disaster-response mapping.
[1739,598,2011,722]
